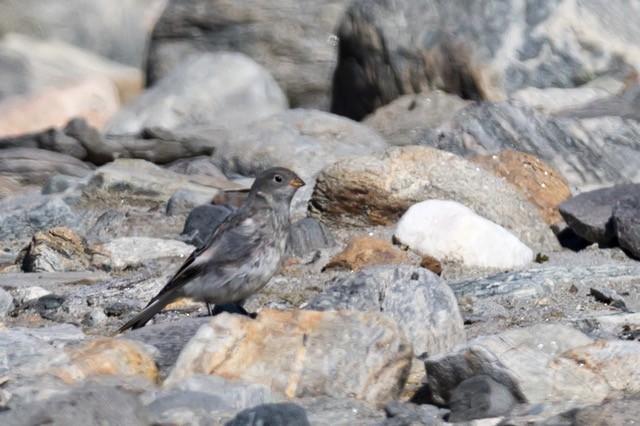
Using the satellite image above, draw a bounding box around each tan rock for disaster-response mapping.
[420,255,443,276]
[325,236,410,271]
[0,77,120,138]
[19,227,92,272]
[166,309,412,407]
[471,150,571,224]
[0,176,25,200]
[55,338,158,383]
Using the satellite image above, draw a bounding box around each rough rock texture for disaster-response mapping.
[95,237,194,271]
[105,52,287,135]
[559,184,640,244]
[324,236,410,271]
[180,204,236,249]
[394,200,533,269]
[309,146,558,252]
[307,266,465,362]
[0,147,94,185]
[19,227,92,272]
[612,195,640,258]
[573,398,640,425]
[331,0,640,120]
[363,91,472,146]
[447,375,517,422]
[472,150,572,225]
[288,218,336,258]
[166,309,412,407]
[226,403,310,426]
[147,0,349,109]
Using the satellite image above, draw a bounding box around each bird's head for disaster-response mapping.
[249,167,305,204]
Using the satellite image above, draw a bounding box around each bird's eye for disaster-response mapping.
[274,175,283,183]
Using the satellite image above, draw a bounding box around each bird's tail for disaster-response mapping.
[117,293,176,333]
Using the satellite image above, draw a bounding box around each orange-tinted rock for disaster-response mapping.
[471,150,571,224]
[19,227,92,272]
[166,309,412,407]
[420,255,443,276]
[325,236,410,271]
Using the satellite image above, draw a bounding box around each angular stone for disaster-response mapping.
[613,194,640,258]
[395,200,533,269]
[181,204,236,249]
[165,190,214,216]
[0,147,94,185]
[94,237,194,271]
[19,227,92,272]
[472,150,572,225]
[226,403,310,426]
[309,146,558,252]
[573,398,640,425]
[447,375,517,422]
[288,217,336,258]
[166,309,412,407]
[325,236,409,271]
[0,288,13,317]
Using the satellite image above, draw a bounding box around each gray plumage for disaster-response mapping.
[118,167,305,332]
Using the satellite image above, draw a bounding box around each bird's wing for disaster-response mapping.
[145,209,262,306]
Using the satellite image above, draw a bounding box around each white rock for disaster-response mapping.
[101,237,194,270]
[394,200,533,268]
[15,286,51,304]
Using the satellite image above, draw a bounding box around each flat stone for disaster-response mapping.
[324,236,410,271]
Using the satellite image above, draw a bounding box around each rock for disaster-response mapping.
[447,375,517,422]
[19,227,92,272]
[42,175,85,195]
[559,183,640,244]
[53,338,158,383]
[363,91,472,146]
[571,312,640,341]
[288,218,336,258]
[307,266,465,365]
[423,101,640,191]
[214,108,389,215]
[105,52,287,135]
[0,33,143,103]
[165,190,214,216]
[14,286,50,304]
[95,237,194,271]
[226,403,310,426]
[0,176,24,200]
[510,84,621,114]
[331,0,640,120]
[423,324,606,406]
[572,398,640,425]
[0,194,85,241]
[0,287,13,316]
[324,236,410,271]
[395,200,533,269]
[0,148,94,185]
[0,271,110,289]
[590,287,627,310]
[309,146,558,253]
[0,327,75,377]
[0,77,119,138]
[420,256,443,276]
[181,204,237,249]
[85,209,186,244]
[299,397,385,425]
[80,158,240,209]
[0,383,150,426]
[165,155,228,179]
[147,0,349,109]
[165,309,412,407]
[471,150,572,225]
[144,389,235,425]
[382,400,446,426]
[613,195,640,258]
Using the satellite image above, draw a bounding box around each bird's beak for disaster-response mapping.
[289,177,305,188]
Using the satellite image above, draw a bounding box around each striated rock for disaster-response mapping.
[147,0,349,109]
[510,83,622,114]
[0,33,143,103]
[363,91,472,146]
[288,218,336,258]
[105,52,287,135]
[309,146,558,252]
[395,200,533,269]
[331,0,640,120]
[0,148,94,185]
[559,183,640,244]
[53,338,158,383]
[0,176,24,200]
[166,309,412,407]
[0,288,13,317]
[19,227,92,273]
[472,150,572,225]
[0,77,119,138]
[94,237,194,271]
[573,398,640,425]
[613,195,640,258]
[80,158,240,209]
[307,266,465,364]
[226,403,310,426]
[325,236,410,271]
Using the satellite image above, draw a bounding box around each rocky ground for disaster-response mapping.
[2,0,640,425]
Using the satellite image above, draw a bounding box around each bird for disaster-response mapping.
[118,167,305,332]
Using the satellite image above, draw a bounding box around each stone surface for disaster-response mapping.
[105,52,287,135]
[331,0,640,120]
[559,183,640,244]
[0,77,119,138]
[226,403,310,426]
[0,271,110,289]
[147,0,349,109]
[166,309,412,407]
[288,218,336,258]
[95,237,194,271]
[363,91,472,146]
[0,147,94,185]
[572,398,640,425]
[447,375,517,422]
[0,33,143,103]
[307,266,465,361]
[180,204,236,249]
[613,194,640,258]
[0,287,13,316]
[395,200,533,269]
[324,236,410,271]
[19,227,92,272]
[310,146,558,253]
[472,150,572,225]
[165,190,214,216]
[510,84,621,114]
[80,158,239,209]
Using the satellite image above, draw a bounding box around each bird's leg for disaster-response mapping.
[207,302,214,316]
